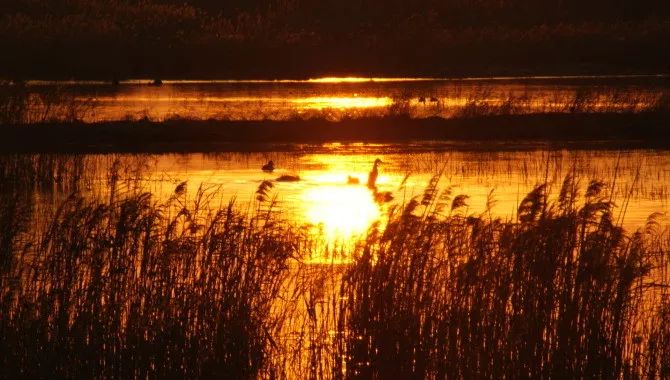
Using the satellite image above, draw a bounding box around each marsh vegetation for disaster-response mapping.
[0,152,668,378]
[1,79,669,125]
[2,80,670,152]
[2,0,669,377]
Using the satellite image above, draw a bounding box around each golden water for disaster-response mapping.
[48,145,669,263]
[21,76,669,122]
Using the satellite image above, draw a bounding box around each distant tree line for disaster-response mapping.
[0,0,669,78]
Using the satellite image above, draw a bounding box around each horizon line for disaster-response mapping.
[13,74,670,85]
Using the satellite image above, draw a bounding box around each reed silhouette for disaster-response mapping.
[332,175,669,379]
[0,171,296,378]
[0,157,668,378]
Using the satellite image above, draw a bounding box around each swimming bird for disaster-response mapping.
[151,79,163,86]
[367,158,382,190]
[276,174,300,182]
[262,160,275,172]
[347,175,360,185]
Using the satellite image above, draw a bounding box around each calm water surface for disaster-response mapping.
[22,76,670,122]
[16,76,670,257]
[45,144,669,260]
[5,79,670,379]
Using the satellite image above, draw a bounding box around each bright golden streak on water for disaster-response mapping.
[306,77,442,83]
[302,184,380,252]
[293,96,392,109]
[307,77,374,83]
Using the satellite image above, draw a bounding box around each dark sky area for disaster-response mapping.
[1,0,669,78]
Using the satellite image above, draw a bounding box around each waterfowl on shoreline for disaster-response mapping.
[262,160,275,172]
[276,174,300,182]
[151,79,163,86]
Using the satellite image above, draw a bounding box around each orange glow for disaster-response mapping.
[293,96,392,109]
[307,77,375,83]
[306,77,442,83]
[302,185,380,252]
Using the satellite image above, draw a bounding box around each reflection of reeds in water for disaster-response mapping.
[2,81,669,124]
[0,81,98,125]
[393,85,670,120]
[0,158,668,378]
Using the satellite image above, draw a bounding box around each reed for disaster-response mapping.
[1,81,668,125]
[0,81,28,125]
[333,175,669,379]
[0,177,298,378]
[0,164,668,378]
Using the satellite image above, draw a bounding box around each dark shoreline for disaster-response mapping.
[3,112,670,153]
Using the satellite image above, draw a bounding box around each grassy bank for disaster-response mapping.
[1,112,670,153]
[0,158,669,378]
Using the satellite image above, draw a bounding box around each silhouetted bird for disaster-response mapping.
[151,79,163,86]
[367,158,382,189]
[262,160,275,172]
[347,175,360,185]
[418,96,426,105]
[429,96,438,103]
[111,78,120,86]
[276,174,300,182]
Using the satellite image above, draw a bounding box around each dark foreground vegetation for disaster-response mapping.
[1,0,670,78]
[0,156,668,378]
[1,112,670,153]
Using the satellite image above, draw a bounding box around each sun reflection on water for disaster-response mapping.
[306,77,440,83]
[296,158,391,263]
[293,96,392,109]
[302,185,380,248]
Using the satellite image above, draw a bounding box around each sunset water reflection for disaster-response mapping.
[46,145,667,264]
[11,145,667,261]
[294,156,394,258]
[293,96,392,110]
[3,145,670,379]
[19,77,670,122]
[302,185,380,247]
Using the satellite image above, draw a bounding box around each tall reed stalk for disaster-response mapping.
[334,175,668,379]
[0,167,668,379]
[0,177,297,378]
